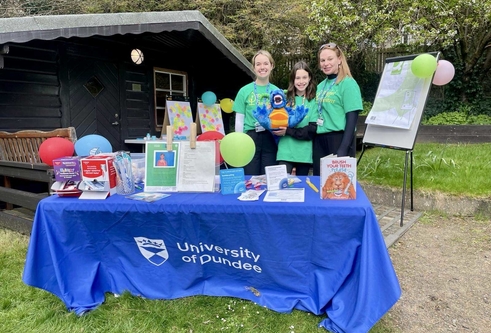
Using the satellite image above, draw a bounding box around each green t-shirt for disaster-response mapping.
[276,96,317,163]
[232,82,279,132]
[315,77,363,134]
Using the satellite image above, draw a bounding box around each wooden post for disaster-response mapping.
[166,126,173,151]
[190,123,197,149]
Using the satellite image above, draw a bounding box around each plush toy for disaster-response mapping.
[253,89,308,130]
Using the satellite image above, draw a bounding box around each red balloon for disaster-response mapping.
[38,137,75,166]
[197,131,225,165]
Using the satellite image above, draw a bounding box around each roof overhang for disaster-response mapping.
[0,10,254,79]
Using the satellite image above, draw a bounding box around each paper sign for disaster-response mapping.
[144,141,180,192]
[176,141,216,192]
[265,165,288,191]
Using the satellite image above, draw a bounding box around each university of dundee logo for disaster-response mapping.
[134,237,169,266]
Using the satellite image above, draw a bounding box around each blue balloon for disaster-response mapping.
[201,91,217,106]
[74,134,113,156]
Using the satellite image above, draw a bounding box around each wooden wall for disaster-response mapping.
[0,41,63,131]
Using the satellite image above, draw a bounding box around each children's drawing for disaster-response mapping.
[197,103,225,135]
[165,101,193,138]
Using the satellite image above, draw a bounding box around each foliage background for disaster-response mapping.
[1,0,490,123]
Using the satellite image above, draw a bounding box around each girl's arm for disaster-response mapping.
[336,111,359,156]
[285,122,317,140]
[235,113,245,133]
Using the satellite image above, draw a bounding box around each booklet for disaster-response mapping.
[126,192,170,202]
[320,154,357,200]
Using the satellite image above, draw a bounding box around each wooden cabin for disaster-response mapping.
[0,11,254,152]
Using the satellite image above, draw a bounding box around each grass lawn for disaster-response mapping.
[357,142,491,198]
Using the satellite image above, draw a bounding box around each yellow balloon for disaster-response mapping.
[220,98,234,113]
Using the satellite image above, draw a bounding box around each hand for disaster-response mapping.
[336,148,348,157]
[272,127,287,136]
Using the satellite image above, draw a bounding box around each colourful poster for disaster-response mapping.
[144,141,180,192]
[165,101,193,138]
[196,103,225,135]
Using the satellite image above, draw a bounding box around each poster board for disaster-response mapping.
[163,100,193,139]
[144,141,180,192]
[176,141,216,192]
[196,102,225,135]
[363,52,440,150]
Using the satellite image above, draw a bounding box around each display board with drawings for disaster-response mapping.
[362,52,440,150]
[162,96,193,139]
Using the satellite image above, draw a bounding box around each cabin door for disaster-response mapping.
[67,56,122,151]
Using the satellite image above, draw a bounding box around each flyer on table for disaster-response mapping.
[144,141,180,192]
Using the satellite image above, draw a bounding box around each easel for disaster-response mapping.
[358,52,440,226]
[358,145,413,227]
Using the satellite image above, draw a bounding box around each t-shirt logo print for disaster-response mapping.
[134,237,169,266]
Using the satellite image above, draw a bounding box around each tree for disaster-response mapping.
[307,0,491,105]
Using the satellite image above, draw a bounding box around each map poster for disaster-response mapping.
[365,60,426,129]
[144,141,180,192]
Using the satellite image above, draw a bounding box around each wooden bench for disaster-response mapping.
[0,127,77,211]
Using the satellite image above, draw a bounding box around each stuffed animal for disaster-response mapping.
[253,89,308,130]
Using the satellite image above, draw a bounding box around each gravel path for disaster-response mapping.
[381,213,491,332]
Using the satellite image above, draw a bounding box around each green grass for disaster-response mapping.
[357,142,491,198]
[0,229,394,333]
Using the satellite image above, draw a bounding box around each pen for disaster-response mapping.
[306,177,319,192]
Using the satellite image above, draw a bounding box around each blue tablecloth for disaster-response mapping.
[23,177,400,333]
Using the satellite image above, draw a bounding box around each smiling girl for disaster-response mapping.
[274,61,317,176]
[233,50,280,175]
[313,43,363,176]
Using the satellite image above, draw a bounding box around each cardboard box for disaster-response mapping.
[79,154,117,199]
[53,156,82,182]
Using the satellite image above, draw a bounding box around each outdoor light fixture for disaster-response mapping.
[131,48,144,65]
[0,45,8,55]
[0,45,7,68]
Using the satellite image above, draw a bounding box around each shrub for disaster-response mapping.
[422,112,491,125]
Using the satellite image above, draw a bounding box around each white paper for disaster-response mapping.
[237,190,266,201]
[177,141,216,192]
[265,165,288,191]
[263,188,305,202]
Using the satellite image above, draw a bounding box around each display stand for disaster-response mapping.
[358,52,440,226]
[196,102,225,135]
[162,96,192,139]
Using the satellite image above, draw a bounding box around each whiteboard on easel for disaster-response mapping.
[363,52,440,150]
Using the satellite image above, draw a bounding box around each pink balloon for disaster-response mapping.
[432,60,455,86]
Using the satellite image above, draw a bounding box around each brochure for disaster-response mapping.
[219,168,246,195]
[265,164,288,191]
[263,188,305,202]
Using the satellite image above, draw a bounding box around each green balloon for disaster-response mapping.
[411,54,437,78]
[219,132,256,167]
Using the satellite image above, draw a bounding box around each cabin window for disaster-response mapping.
[154,68,188,130]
